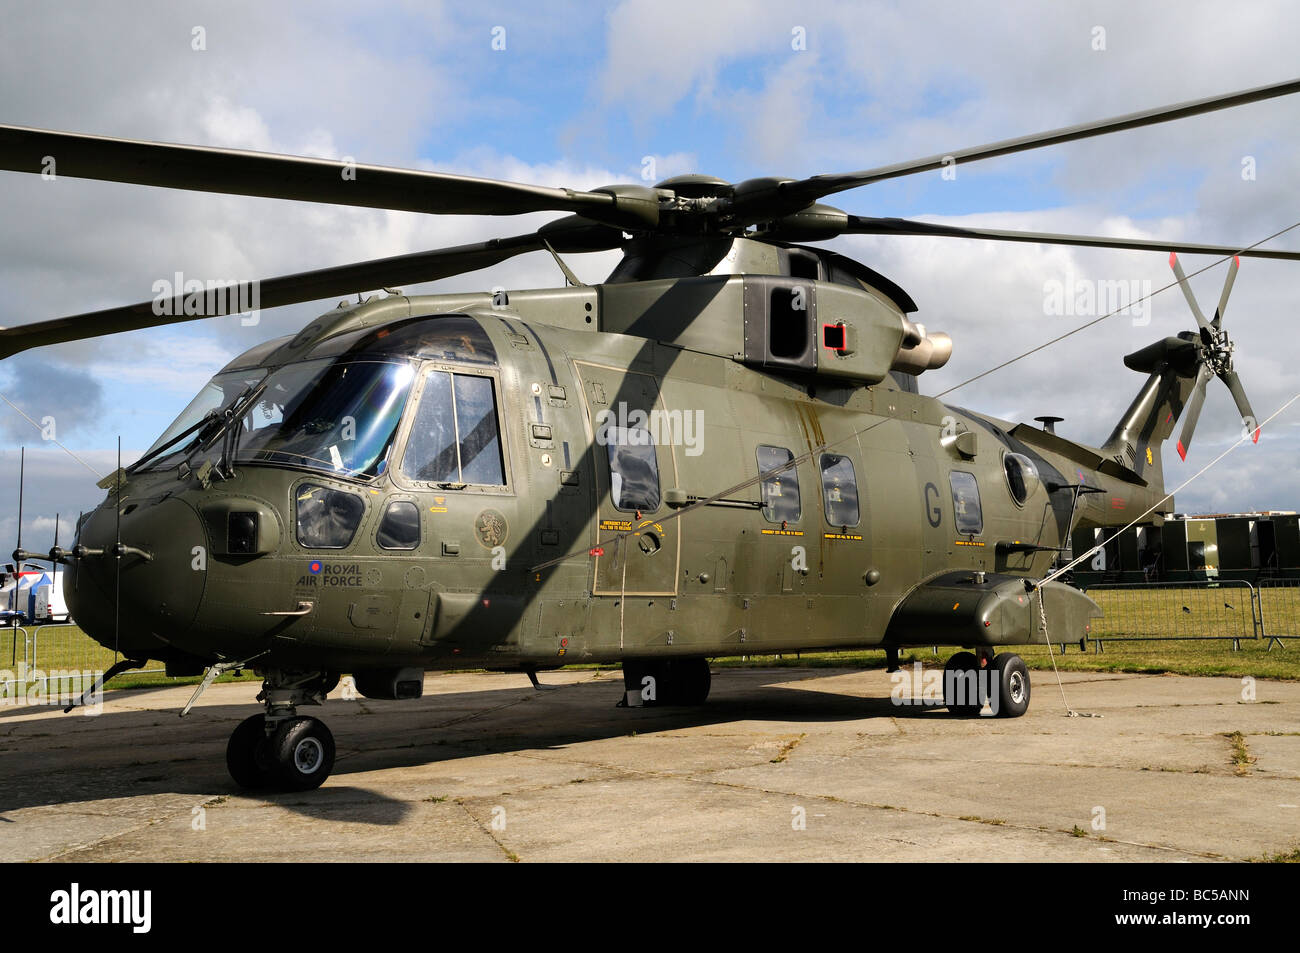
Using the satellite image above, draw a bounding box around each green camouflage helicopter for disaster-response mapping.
[2,78,1298,790]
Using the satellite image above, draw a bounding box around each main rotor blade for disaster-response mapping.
[734,77,1300,220]
[0,229,582,360]
[0,124,655,225]
[1176,364,1213,460]
[834,216,1300,261]
[1214,255,1240,328]
[1220,368,1261,443]
[1168,253,1213,332]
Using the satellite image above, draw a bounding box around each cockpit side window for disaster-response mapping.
[400,370,506,486]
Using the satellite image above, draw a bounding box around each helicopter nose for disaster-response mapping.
[65,496,208,658]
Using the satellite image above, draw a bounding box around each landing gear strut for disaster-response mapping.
[225,669,338,791]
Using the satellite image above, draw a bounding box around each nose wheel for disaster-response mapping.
[226,714,337,791]
[226,669,338,791]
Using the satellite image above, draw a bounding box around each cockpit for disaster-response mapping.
[134,315,500,485]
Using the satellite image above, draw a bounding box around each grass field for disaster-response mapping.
[2,584,1296,697]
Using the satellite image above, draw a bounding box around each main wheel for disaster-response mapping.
[621,658,711,706]
[943,652,983,716]
[666,657,711,706]
[990,653,1031,718]
[262,716,336,791]
[226,714,273,790]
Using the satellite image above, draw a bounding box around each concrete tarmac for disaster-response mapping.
[1,666,1298,862]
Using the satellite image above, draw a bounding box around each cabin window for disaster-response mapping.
[950,471,983,535]
[400,371,505,486]
[1003,452,1041,506]
[757,445,801,523]
[606,427,660,512]
[296,483,364,549]
[377,500,421,550]
[819,452,860,527]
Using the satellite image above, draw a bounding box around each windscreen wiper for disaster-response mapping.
[126,409,221,474]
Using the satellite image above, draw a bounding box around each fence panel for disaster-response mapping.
[1081,580,1259,650]
[1,625,28,696]
[2,625,165,702]
[1258,578,1298,650]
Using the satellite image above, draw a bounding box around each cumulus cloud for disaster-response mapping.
[0,0,1296,527]
[0,358,105,443]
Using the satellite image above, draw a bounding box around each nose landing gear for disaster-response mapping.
[225,669,339,791]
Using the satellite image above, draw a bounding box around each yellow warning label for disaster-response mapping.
[600,519,633,532]
[954,540,985,547]
[762,529,805,536]
[823,533,863,541]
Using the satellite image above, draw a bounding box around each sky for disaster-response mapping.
[1,0,1298,556]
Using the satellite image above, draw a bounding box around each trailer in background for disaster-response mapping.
[0,564,70,624]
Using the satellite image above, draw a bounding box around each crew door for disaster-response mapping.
[575,360,681,596]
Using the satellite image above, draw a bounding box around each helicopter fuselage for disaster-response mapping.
[66,262,1156,680]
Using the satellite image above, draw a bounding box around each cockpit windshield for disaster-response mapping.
[139,358,416,479]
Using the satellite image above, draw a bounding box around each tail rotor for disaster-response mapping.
[1168,253,1259,459]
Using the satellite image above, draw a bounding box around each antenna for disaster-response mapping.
[114,436,121,658]
[14,446,23,563]
[73,509,83,592]
[7,447,21,631]
[51,510,58,614]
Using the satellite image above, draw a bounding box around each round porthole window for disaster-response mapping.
[1003,452,1040,506]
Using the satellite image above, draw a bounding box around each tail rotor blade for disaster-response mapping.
[1176,365,1213,460]
[1214,255,1240,329]
[1169,253,1213,333]
[1220,369,1261,443]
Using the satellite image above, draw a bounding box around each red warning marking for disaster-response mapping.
[1165,411,1174,424]
[1234,255,1241,268]
[1177,440,1187,460]
[589,547,605,557]
[1169,252,1178,269]
[1110,497,1127,509]
[1252,427,1261,444]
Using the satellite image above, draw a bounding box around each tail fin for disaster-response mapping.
[1099,333,1201,487]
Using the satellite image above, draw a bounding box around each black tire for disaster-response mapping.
[622,660,657,702]
[621,658,711,706]
[226,714,272,790]
[991,653,1031,718]
[667,657,711,706]
[264,716,336,791]
[943,652,983,716]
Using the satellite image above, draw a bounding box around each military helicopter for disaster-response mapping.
[2,78,1298,791]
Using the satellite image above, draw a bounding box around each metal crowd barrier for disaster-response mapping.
[1257,578,1298,651]
[1080,579,1261,652]
[1,623,164,705]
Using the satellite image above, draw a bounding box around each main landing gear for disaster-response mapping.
[621,657,711,707]
[942,650,1030,718]
[226,669,339,791]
